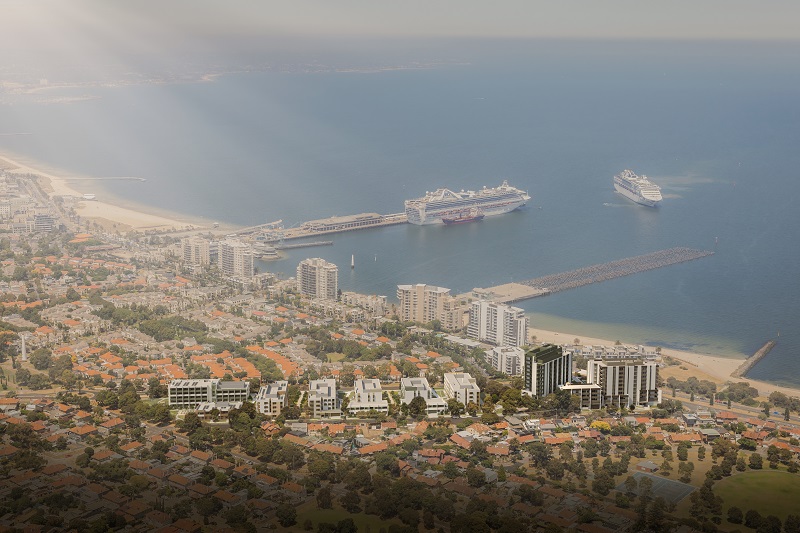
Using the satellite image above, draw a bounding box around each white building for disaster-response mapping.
[168,379,251,408]
[467,300,528,347]
[560,383,604,410]
[487,346,523,376]
[443,372,481,407]
[396,283,465,331]
[400,377,447,415]
[297,258,339,301]
[341,292,388,317]
[587,358,661,408]
[254,381,289,417]
[182,236,211,266]
[308,378,341,418]
[523,344,573,398]
[218,239,254,278]
[347,379,389,414]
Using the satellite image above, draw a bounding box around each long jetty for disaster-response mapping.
[731,340,776,379]
[473,247,714,303]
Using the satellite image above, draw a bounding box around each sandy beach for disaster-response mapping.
[529,326,800,399]
[0,153,206,232]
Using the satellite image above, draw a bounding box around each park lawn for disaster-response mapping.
[293,501,401,531]
[327,353,346,363]
[714,470,800,520]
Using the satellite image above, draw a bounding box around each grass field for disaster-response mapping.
[714,470,800,520]
[326,353,346,363]
[293,502,401,531]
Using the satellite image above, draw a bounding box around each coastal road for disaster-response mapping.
[672,391,800,426]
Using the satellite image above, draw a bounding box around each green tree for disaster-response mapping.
[275,504,297,527]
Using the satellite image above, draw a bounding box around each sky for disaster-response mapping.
[0,0,797,85]
[1,0,798,42]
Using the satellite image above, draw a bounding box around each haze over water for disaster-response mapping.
[2,40,799,384]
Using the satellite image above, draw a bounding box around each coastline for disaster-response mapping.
[529,326,800,399]
[0,152,212,232]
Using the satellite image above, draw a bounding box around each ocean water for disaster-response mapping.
[1,40,799,385]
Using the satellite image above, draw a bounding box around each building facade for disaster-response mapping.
[587,358,661,408]
[467,300,528,347]
[396,283,465,331]
[443,372,481,407]
[218,239,254,278]
[297,258,339,301]
[400,377,447,415]
[254,381,289,417]
[182,236,211,266]
[487,346,523,376]
[168,379,251,408]
[308,378,341,418]
[347,379,389,414]
[523,344,573,398]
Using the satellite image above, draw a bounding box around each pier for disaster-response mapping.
[473,247,714,303]
[732,340,776,379]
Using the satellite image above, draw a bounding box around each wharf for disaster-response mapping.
[472,247,714,304]
[732,340,776,378]
[274,241,333,250]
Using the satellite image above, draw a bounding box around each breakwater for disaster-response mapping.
[473,247,714,303]
[732,340,776,379]
[518,247,714,294]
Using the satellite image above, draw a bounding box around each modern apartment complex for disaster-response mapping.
[467,300,528,347]
[523,344,573,398]
[443,372,481,407]
[587,358,661,408]
[218,239,254,278]
[254,380,289,417]
[400,377,447,415]
[297,258,339,301]
[347,379,389,414]
[308,378,341,418]
[181,236,212,266]
[168,379,251,408]
[396,283,465,331]
[487,346,523,376]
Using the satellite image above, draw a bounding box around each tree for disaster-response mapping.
[447,398,464,417]
[316,486,332,509]
[745,509,763,529]
[785,514,800,533]
[340,490,361,513]
[749,453,763,470]
[29,348,53,371]
[407,396,427,419]
[727,506,743,524]
[275,504,297,527]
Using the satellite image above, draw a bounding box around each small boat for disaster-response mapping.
[82,193,96,201]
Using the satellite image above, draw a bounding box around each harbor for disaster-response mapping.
[473,247,715,303]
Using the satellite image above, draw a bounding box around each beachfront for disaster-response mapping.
[0,153,205,232]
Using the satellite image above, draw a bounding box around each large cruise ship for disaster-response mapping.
[613,169,662,207]
[405,180,530,225]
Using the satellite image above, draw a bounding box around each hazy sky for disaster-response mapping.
[2,0,799,42]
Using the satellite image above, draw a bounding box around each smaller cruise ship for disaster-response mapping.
[613,169,662,207]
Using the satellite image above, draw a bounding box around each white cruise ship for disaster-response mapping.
[405,180,530,225]
[613,169,662,207]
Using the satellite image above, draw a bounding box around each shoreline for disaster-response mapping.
[0,152,215,232]
[529,326,800,399]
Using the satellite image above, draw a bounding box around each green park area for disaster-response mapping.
[326,353,347,363]
[715,471,800,520]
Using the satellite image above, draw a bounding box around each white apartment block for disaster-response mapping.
[467,300,528,347]
[587,358,661,408]
[487,346,523,376]
[218,239,254,278]
[168,379,251,408]
[443,372,481,407]
[560,383,604,410]
[396,283,465,331]
[182,236,211,266]
[347,379,389,414]
[400,377,447,415]
[254,381,289,417]
[297,258,339,301]
[523,344,573,398]
[341,292,388,317]
[308,378,341,418]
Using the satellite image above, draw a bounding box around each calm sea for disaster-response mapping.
[2,40,799,385]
